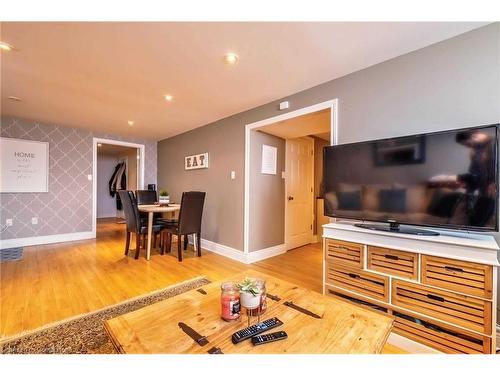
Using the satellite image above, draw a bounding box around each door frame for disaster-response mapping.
[243,99,338,254]
[92,137,145,237]
[284,136,315,251]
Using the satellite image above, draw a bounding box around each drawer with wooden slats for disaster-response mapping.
[326,262,389,302]
[392,310,492,354]
[325,286,390,315]
[421,255,493,299]
[325,239,364,268]
[367,246,418,280]
[392,279,492,335]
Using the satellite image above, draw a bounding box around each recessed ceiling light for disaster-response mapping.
[97,143,102,147]
[128,120,134,126]
[0,41,13,51]
[224,52,239,65]
[8,96,22,102]
[164,94,173,102]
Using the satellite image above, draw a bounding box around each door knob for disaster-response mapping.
[287,196,294,201]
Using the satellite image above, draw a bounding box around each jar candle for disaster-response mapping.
[221,282,240,321]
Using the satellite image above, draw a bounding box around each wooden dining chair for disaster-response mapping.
[118,190,165,259]
[161,191,206,262]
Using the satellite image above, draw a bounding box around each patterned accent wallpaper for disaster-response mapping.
[0,116,157,240]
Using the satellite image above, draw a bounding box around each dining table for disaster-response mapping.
[137,203,181,260]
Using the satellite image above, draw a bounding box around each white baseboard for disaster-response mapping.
[201,239,286,264]
[387,333,440,354]
[247,244,286,263]
[200,239,248,263]
[97,214,117,219]
[0,231,95,250]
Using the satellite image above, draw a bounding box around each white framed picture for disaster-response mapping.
[261,144,277,175]
[185,152,209,170]
[0,137,49,193]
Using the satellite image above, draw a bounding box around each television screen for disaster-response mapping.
[323,124,499,232]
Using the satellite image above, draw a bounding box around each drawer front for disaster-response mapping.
[325,286,389,316]
[367,246,418,280]
[326,262,389,302]
[392,310,492,354]
[392,279,492,335]
[421,255,493,299]
[325,239,363,268]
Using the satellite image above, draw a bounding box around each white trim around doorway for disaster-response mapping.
[243,99,339,254]
[92,138,145,238]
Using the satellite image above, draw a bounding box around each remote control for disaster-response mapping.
[251,331,288,346]
[231,317,283,344]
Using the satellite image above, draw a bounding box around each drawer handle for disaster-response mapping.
[334,245,350,251]
[426,294,445,303]
[348,273,360,279]
[384,254,399,261]
[444,266,464,273]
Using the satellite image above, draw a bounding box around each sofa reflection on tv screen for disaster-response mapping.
[325,183,495,229]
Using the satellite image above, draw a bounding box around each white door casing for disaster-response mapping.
[243,99,338,254]
[92,138,145,238]
[285,137,314,251]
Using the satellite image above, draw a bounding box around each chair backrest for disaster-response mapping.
[118,190,141,233]
[178,191,206,235]
[136,190,157,205]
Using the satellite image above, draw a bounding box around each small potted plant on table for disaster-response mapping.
[159,190,170,205]
[237,277,263,309]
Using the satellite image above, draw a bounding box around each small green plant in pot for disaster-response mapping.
[159,190,170,204]
[237,277,263,309]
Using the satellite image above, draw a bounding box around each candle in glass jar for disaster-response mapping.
[221,282,240,321]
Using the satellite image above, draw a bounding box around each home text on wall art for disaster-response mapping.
[0,137,49,193]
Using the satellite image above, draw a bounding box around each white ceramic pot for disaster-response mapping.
[240,291,261,309]
[159,196,170,204]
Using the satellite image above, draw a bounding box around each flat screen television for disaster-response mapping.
[323,124,499,235]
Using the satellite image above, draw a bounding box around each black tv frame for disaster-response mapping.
[323,123,500,233]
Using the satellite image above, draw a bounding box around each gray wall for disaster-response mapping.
[249,130,285,252]
[313,137,329,235]
[0,116,157,240]
[158,23,499,251]
[157,115,244,250]
[96,154,118,218]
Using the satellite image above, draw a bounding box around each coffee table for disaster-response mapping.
[104,271,393,354]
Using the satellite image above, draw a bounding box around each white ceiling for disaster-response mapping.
[0,22,488,140]
[259,109,330,139]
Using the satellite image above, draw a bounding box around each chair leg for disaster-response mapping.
[197,232,201,257]
[153,233,157,249]
[125,231,131,255]
[135,233,141,259]
[177,234,183,262]
[160,232,165,255]
[184,234,188,250]
[167,233,172,253]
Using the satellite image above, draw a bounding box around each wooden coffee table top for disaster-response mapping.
[104,271,393,354]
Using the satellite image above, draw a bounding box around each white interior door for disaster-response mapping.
[285,137,314,250]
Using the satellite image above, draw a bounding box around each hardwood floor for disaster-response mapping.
[0,218,406,353]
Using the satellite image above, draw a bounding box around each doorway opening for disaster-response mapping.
[92,138,145,238]
[244,99,338,258]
